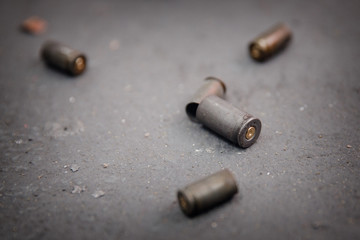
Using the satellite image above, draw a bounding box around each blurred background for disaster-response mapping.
[0,0,359,239]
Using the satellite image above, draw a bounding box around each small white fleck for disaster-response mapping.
[267,172,270,176]
[144,132,150,137]
[70,164,80,172]
[64,171,68,174]
[237,152,242,155]
[69,96,76,103]
[92,190,105,198]
[299,104,308,111]
[72,185,85,194]
[15,139,23,144]
[211,222,218,228]
[205,148,214,153]
[275,130,282,135]
[195,149,203,153]
[102,163,109,168]
[121,119,126,124]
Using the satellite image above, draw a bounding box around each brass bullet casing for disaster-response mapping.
[249,23,292,61]
[41,40,87,75]
[196,95,261,148]
[186,77,226,122]
[21,16,47,35]
[177,169,238,217]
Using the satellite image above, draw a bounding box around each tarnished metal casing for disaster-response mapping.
[177,169,238,217]
[41,40,86,75]
[249,23,292,61]
[196,95,261,148]
[186,77,226,122]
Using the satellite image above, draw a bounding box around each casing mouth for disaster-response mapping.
[185,102,199,122]
[71,55,87,75]
[249,42,267,61]
[177,190,195,217]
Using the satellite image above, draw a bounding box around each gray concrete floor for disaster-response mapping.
[0,0,359,239]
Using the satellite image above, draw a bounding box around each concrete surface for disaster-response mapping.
[0,0,359,239]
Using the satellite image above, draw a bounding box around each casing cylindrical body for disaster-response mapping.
[196,95,261,148]
[41,40,86,75]
[186,77,226,122]
[249,23,292,61]
[177,169,238,217]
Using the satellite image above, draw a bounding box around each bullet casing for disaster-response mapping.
[249,23,292,61]
[186,77,226,122]
[196,95,261,148]
[41,40,86,75]
[177,169,238,217]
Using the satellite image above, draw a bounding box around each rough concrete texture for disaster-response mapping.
[0,0,359,239]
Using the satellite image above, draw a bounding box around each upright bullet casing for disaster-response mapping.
[186,77,226,121]
[249,23,292,61]
[177,169,238,217]
[196,95,261,148]
[41,40,86,75]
